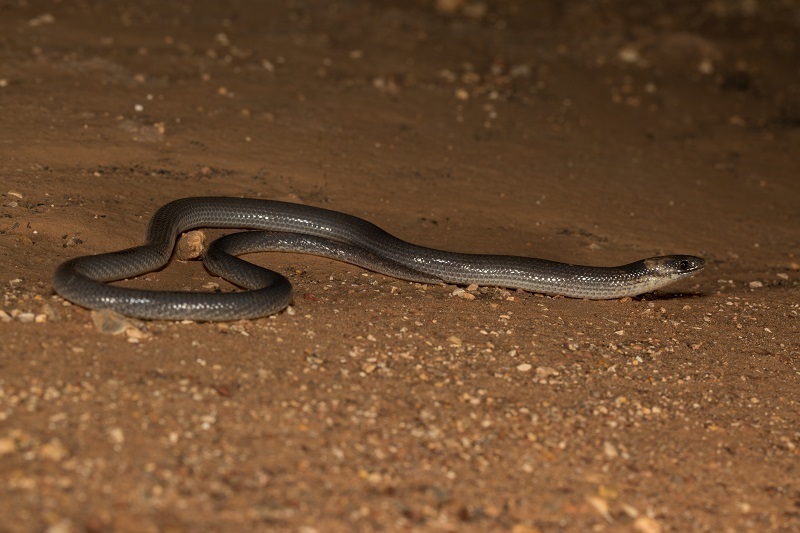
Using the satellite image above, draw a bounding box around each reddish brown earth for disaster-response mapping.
[1,1,799,531]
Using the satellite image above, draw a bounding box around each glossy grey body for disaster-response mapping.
[53,197,705,320]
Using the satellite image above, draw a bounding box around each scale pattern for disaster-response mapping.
[53,197,705,320]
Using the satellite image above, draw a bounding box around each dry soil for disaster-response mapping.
[1,1,799,531]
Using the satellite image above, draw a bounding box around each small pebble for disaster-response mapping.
[107,427,125,445]
[452,288,475,300]
[447,336,462,346]
[587,496,612,522]
[63,236,82,247]
[45,520,74,533]
[125,326,146,340]
[603,441,619,458]
[633,516,662,533]
[618,46,641,64]
[516,363,532,372]
[535,366,558,378]
[91,309,131,335]
[0,437,17,455]
[38,439,69,461]
[16,312,35,323]
[175,230,206,260]
[748,280,763,288]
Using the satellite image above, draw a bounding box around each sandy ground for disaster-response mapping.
[1,0,799,531]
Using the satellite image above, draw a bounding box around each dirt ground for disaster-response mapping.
[1,0,799,531]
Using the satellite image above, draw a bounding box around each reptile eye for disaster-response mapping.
[679,259,690,270]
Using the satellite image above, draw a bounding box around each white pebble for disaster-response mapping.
[17,312,35,323]
[107,427,125,444]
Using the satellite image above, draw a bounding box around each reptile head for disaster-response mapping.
[640,255,705,291]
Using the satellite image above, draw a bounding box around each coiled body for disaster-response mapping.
[53,197,705,320]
